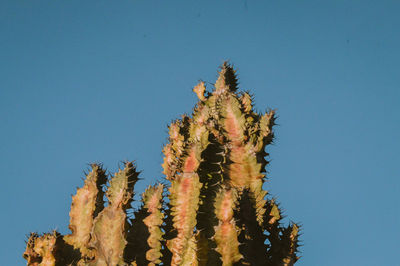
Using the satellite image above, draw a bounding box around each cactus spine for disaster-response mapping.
[24,63,300,265]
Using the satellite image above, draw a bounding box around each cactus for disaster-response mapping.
[23,63,300,265]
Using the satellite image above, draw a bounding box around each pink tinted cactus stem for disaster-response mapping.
[213,187,242,265]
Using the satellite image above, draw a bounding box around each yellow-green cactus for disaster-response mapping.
[63,164,107,258]
[24,63,300,265]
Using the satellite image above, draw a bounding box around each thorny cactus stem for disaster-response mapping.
[213,187,242,265]
[24,63,300,266]
[63,164,107,257]
[141,184,164,265]
[88,162,139,265]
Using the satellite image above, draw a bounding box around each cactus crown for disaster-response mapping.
[24,63,300,266]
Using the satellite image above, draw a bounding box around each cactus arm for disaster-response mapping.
[163,115,207,180]
[246,110,276,225]
[106,161,138,209]
[163,92,212,265]
[162,119,187,180]
[162,143,176,179]
[181,235,199,266]
[281,223,300,266]
[89,208,127,265]
[256,110,276,150]
[168,173,202,265]
[32,233,57,266]
[264,198,282,263]
[24,233,40,265]
[213,187,242,265]
[24,232,56,266]
[220,93,246,144]
[23,231,79,266]
[193,81,206,101]
[214,62,239,94]
[142,184,164,265]
[89,162,139,265]
[218,93,265,189]
[213,67,264,189]
[268,223,300,265]
[63,164,106,256]
[264,199,300,265]
[215,70,268,226]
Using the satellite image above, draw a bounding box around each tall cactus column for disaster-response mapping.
[160,63,300,265]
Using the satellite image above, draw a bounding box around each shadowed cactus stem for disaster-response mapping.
[24,63,300,265]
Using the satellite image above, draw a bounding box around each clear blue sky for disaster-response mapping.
[1,1,399,265]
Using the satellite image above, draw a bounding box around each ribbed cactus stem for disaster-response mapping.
[219,93,264,187]
[181,235,199,265]
[89,162,139,265]
[248,180,268,225]
[24,233,40,265]
[23,231,78,266]
[162,144,175,179]
[142,184,164,265]
[64,164,106,256]
[214,62,238,94]
[282,224,299,265]
[213,186,242,265]
[255,110,275,152]
[182,144,201,173]
[24,232,57,266]
[221,93,245,144]
[169,121,185,158]
[168,173,202,265]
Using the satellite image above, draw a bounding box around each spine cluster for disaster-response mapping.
[24,63,300,266]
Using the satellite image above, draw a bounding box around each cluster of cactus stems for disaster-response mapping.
[24,63,300,266]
